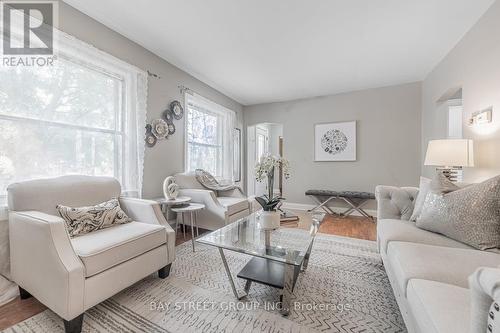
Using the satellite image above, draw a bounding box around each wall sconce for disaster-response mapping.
[469,107,492,125]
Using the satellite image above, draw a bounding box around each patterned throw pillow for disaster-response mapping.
[194,169,239,192]
[416,173,500,251]
[57,198,132,237]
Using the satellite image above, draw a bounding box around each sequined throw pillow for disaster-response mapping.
[416,173,500,251]
[57,198,132,237]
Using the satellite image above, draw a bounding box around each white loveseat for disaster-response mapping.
[7,175,176,333]
[376,185,500,333]
[174,172,251,230]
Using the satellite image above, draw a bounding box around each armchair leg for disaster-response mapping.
[63,314,84,333]
[158,264,172,279]
[19,286,32,300]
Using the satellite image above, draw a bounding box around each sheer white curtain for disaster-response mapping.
[185,92,235,182]
[0,25,148,201]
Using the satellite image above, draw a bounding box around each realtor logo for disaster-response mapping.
[1,0,58,65]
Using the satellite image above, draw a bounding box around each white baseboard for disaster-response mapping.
[281,202,377,217]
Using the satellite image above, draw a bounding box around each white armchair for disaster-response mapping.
[174,172,251,230]
[7,175,175,333]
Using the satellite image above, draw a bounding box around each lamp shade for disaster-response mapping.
[424,139,474,167]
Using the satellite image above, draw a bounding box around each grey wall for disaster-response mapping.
[58,2,244,199]
[243,82,422,207]
[0,2,244,288]
[421,0,500,182]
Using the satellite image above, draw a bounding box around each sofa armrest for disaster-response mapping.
[375,185,418,221]
[9,211,85,320]
[179,189,226,220]
[119,197,175,263]
[469,267,500,333]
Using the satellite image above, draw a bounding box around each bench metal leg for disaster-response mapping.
[307,195,336,215]
[340,197,373,219]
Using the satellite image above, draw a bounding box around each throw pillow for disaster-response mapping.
[410,176,432,221]
[57,198,132,237]
[416,173,500,251]
[195,169,240,192]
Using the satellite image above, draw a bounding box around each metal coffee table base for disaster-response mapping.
[217,239,314,316]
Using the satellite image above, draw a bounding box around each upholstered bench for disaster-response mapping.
[305,190,375,219]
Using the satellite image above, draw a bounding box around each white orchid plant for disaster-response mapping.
[254,154,291,211]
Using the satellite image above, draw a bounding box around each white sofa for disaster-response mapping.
[174,172,251,230]
[7,175,176,333]
[376,185,500,333]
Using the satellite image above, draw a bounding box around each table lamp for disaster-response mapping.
[424,139,474,182]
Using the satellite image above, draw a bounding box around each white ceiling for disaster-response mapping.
[63,0,495,105]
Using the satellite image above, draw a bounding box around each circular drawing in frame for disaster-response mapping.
[321,129,348,155]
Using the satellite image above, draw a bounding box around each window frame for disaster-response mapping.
[0,58,127,204]
[0,23,147,205]
[184,93,234,179]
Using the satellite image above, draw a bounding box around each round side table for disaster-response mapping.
[155,196,191,233]
[171,203,205,252]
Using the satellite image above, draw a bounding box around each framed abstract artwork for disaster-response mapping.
[314,121,356,161]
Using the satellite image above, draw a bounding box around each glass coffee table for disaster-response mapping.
[196,212,322,315]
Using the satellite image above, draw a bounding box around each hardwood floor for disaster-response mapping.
[0,212,376,330]
[0,295,46,330]
[318,214,376,241]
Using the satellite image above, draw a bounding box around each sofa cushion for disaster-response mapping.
[387,241,500,294]
[377,219,472,254]
[71,222,166,277]
[218,197,249,216]
[407,279,470,333]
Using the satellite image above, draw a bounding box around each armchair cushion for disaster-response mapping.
[71,222,166,277]
[7,175,121,216]
[218,197,249,216]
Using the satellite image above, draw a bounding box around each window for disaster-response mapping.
[447,99,463,139]
[185,93,235,180]
[0,29,147,203]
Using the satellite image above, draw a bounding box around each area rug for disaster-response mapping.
[3,231,406,332]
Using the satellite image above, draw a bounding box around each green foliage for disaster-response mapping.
[255,194,285,211]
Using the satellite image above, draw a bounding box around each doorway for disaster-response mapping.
[247,123,283,197]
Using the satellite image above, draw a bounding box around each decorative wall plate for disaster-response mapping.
[145,132,157,147]
[170,100,184,120]
[151,119,169,140]
[167,122,176,135]
[162,109,173,123]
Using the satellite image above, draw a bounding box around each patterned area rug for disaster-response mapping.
[4,231,406,332]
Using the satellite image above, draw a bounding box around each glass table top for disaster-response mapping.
[196,212,322,266]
